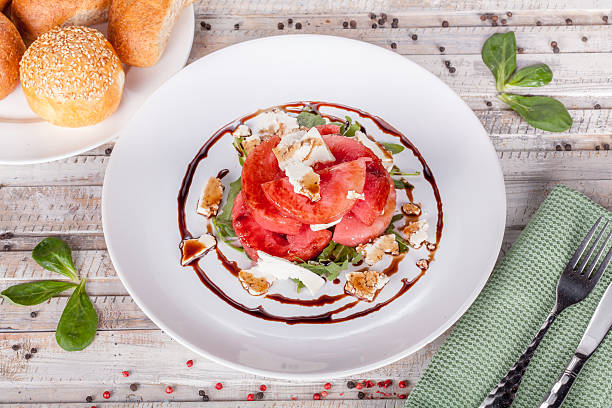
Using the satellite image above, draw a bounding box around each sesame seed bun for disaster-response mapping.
[10,0,110,44]
[108,0,194,67]
[0,13,25,100]
[19,26,124,128]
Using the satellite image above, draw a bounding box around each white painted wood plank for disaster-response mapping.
[0,330,443,402]
[0,402,405,408]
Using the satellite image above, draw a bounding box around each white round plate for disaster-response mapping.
[0,5,194,165]
[103,35,506,379]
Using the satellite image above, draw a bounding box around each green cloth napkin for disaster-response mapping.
[405,185,612,408]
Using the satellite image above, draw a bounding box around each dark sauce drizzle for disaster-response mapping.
[178,102,443,324]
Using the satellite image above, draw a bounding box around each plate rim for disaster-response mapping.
[102,34,507,380]
[0,4,195,166]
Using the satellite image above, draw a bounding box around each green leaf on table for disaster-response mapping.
[482,32,516,91]
[297,111,326,128]
[381,143,405,154]
[212,178,244,252]
[55,279,98,351]
[1,281,77,306]
[498,93,572,132]
[340,116,362,137]
[32,237,78,281]
[384,214,410,252]
[507,64,553,87]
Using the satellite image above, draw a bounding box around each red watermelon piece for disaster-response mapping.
[261,158,369,224]
[232,191,331,261]
[241,136,304,235]
[333,179,397,246]
[350,160,391,225]
[315,124,341,135]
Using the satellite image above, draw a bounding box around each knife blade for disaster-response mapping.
[576,279,612,356]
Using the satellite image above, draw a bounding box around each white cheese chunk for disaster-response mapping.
[251,109,299,137]
[272,127,336,202]
[354,131,394,171]
[232,124,252,137]
[242,251,325,296]
[345,270,390,302]
[196,177,224,218]
[356,234,400,265]
[310,218,342,231]
[347,190,365,200]
[403,219,429,249]
[180,234,217,266]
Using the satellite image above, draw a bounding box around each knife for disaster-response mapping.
[539,279,612,408]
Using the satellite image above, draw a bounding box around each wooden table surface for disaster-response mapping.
[2,1,612,406]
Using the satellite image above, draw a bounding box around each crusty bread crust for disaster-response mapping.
[108,0,194,67]
[20,26,124,127]
[11,0,110,42]
[0,13,25,100]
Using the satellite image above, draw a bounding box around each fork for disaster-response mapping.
[479,216,611,408]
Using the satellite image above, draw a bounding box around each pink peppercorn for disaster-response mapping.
[103,391,110,399]
[186,360,193,367]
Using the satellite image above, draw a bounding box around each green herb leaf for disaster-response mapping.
[381,143,405,154]
[297,111,326,128]
[55,279,98,351]
[315,241,362,265]
[300,259,349,281]
[507,63,553,87]
[32,237,78,281]
[291,278,306,293]
[482,32,516,91]
[498,93,573,132]
[213,178,244,252]
[384,215,410,252]
[393,178,415,190]
[1,281,77,306]
[340,116,361,137]
[232,137,247,166]
[390,165,420,177]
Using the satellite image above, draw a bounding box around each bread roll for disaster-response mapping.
[11,0,110,43]
[20,26,124,127]
[108,0,193,67]
[0,13,25,100]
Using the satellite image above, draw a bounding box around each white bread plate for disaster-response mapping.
[0,4,194,165]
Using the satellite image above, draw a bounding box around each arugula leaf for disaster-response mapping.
[1,280,77,306]
[291,278,306,293]
[507,63,553,87]
[384,214,410,252]
[213,178,244,252]
[382,143,405,154]
[498,93,572,132]
[482,32,517,91]
[232,138,247,166]
[393,178,415,189]
[32,237,78,281]
[340,116,361,137]
[390,165,420,177]
[297,111,326,128]
[55,279,98,352]
[315,241,362,265]
[300,259,349,281]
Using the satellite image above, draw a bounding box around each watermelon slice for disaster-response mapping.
[232,191,331,261]
[315,124,341,135]
[241,136,304,234]
[333,179,397,246]
[349,160,391,225]
[261,158,368,224]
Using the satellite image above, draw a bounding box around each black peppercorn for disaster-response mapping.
[130,383,138,391]
[439,46,445,52]
[555,145,562,151]
[205,23,211,30]
[86,396,93,403]
[202,395,210,401]
[506,11,512,17]
[536,21,542,26]
[391,19,398,28]
[295,22,302,29]
[380,13,387,21]
[411,34,418,40]
[595,145,601,150]
[604,143,610,150]
[553,46,560,53]
[501,19,507,24]
[517,47,524,53]
[594,104,601,109]
[551,41,557,47]
[391,42,397,49]
[565,18,572,25]
[30,311,37,318]
[277,22,284,30]
[105,147,113,155]
[199,390,206,396]
[287,18,293,24]
[449,67,456,73]
[234,23,239,30]
[603,16,609,23]
[256,392,264,400]
[486,101,492,107]
[24,353,32,360]
[342,21,348,28]
[369,13,376,20]
[11,344,20,351]
[444,60,451,67]
[378,18,384,25]
[581,36,588,42]
[347,381,356,389]
[371,23,377,29]
[350,20,357,29]
[442,20,449,27]
[564,144,572,151]
[30,348,37,354]
[358,391,365,399]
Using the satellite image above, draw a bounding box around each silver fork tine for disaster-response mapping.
[577,220,610,273]
[585,229,612,281]
[569,216,603,270]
